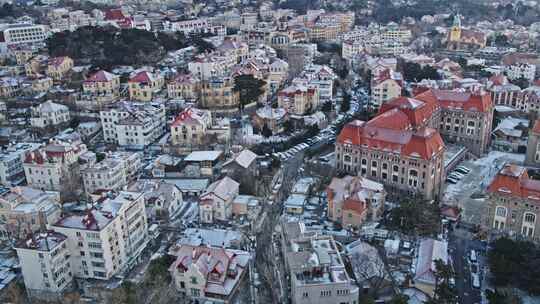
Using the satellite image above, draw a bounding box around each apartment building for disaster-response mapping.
[0,186,61,240]
[0,77,21,98]
[281,221,359,304]
[165,18,225,37]
[326,175,386,229]
[15,231,73,294]
[100,101,166,147]
[278,84,320,115]
[46,56,73,80]
[30,101,70,129]
[188,54,236,80]
[487,75,522,110]
[505,63,536,82]
[0,24,48,46]
[370,69,403,109]
[23,139,87,193]
[128,70,164,102]
[199,176,239,224]
[0,143,42,186]
[31,76,54,93]
[51,191,148,280]
[82,152,142,195]
[335,107,445,200]
[295,64,337,101]
[82,70,120,100]
[167,73,200,100]
[415,89,494,156]
[25,55,49,77]
[171,107,212,147]
[485,164,540,243]
[342,40,363,62]
[199,76,240,110]
[268,59,289,93]
[168,244,250,303]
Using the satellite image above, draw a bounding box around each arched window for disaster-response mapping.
[524,212,536,224]
[409,169,418,177]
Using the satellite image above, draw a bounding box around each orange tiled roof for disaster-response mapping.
[415,89,492,113]
[487,164,540,202]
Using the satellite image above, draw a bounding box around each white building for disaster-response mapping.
[99,101,166,148]
[23,139,87,193]
[82,152,142,195]
[128,180,183,221]
[505,63,537,82]
[30,101,70,129]
[51,191,148,280]
[164,18,225,37]
[281,221,359,304]
[199,176,239,224]
[0,143,42,186]
[15,231,73,294]
[0,24,48,50]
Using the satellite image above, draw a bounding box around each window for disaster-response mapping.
[303,292,308,298]
[524,213,536,224]
[495,206,507,217]
[190,277,197,284]
[191,289,200,297]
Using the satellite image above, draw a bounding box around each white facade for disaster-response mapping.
[1,24,48,46]
[15,232,73,293]
[30,101,70,129]
[82,152,142,195]
[100,102,166,148]
[0,143,42,186]
[505,63,537,82]
[51,191,148,280]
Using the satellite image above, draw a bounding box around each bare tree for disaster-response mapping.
[350,249,389,296]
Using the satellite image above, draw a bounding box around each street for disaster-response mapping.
[449,226,483,304]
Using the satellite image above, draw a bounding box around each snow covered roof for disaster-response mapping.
[184,150,223,162]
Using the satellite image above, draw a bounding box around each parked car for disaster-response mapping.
[456,166,471,174]
[446,177,458,184]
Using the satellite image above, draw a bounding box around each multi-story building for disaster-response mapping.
[415,89,494,156]
[0,186,62,240]
[167,73,200,100]
[188,54,236,80]
[199,76,240,111]
[286,43,317,76]
[128,70,164,102]
[164,18,225,37]
[168,244,250,303]
[342,39,363,62]
[51,191,148,280]
[23,139,87,194]
[99,101,166,147]
[0,77,21,98]
[128,180,183,221]
[25,55,49,77]
[170,107,212,147]
[82,152,142,195]
[199,176,239,224]
[295,64,336,101]
[370,69,403,109]
[485,164,540,243]
[504,63,537,82]
[82,70,120,100]
[14,231,73,294]
[486,74,522,110]
[0,143,42,186]
[31,76,54,93]
[446,15,487,51]
[46,56,73,80]
[278,84,319,115]
[0,24,48,47]
[326,175,386,229]
[335,99,445,199]
[268,59,289,93]
[525,120,540,167]
[30,101,70,130]
[281,221,359,304]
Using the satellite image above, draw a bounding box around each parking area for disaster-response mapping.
[443,151,524,224]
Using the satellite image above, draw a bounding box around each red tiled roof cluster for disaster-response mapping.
[85,70,115,83]
[343,198,367,215]
[171,107,207,127]
[104,9,126,21]
[415,89,492,113]
[129,71,154,83]
[487,164,540,202]
[378,96,439,128]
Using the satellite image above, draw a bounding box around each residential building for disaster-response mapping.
[99,101,166,147]
[0,24,48,47]
[170,107,212,147]
[167,73,200,100]
[252,106,288,134]
[30,101,70,130]
[286,43,317,76]
[82,152,142,195]
[0,77,21,98]
[281,221,359,304]
[168,244,250,303]
[165,18,225,37]
[486,164,540,243]
[82,70,120,100]
[222,149,259,194]
[31,76,53,93]
[128,70,164,102]
[370,69,403,109]
[199,176,239,224]
[25,55,49,77]
[51,191,148,280]
[14,231,73,294]
[199,76,239,111]
[295,64,337,101]
[268,59,289,93]
[526,120,540,167]
[492,117,529,153]
[412,238,449,297]
[183,151,223,176]
[0,143,42,186]
[0,186,61,240]
[278,84,319,115]
[23,139,87,194]
[128,180,183,221]
[326,175,386,229]
[46,56,73,80]
[504,63,537,82]
[486,75,522,110]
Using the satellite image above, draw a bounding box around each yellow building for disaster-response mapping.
[446,15,487,50]
[167,73,200,100]
[46,56,74,80]
[31,76,53,93]
[199,76,239,110]
[12,48,35,65]
[128,70,164,101]
[25,55,49,77]
[83,70,120,97]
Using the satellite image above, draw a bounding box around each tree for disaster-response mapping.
[350,249,388,296]
[233,75,267,109]
[389,294,409,304]
[432,259,456,303]
[321,101,332,112]
[341,91,351,113]
[387,200,441,236]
